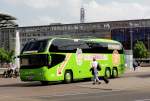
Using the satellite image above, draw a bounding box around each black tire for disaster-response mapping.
[112,68,118,78]
[64,71,73,83]
[105,68,111,78]
[41,81,49,85]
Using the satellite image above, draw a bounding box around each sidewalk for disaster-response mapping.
[125,66,150,73]
[77,67,150,91]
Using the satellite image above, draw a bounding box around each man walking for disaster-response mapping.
[91,57,101,85]
[90,57,109,85]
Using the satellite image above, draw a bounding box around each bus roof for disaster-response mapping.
[49,37,120,44]
[88,39,120,44]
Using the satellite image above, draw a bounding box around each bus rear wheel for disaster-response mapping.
[64,71,73,83]
[105,68,111,78]
[112,68,118,78]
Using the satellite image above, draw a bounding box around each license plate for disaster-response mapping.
[27,76,34,80]
[21,58,29,66]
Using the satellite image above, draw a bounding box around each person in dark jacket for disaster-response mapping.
[133,60,138,71]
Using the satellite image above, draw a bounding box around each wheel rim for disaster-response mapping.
[105,69,110,78]
[113,69,118,78]
[65,72,71,83]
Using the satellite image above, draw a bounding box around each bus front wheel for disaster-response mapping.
[64,71,73,83]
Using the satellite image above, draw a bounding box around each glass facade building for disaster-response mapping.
[111,27,150,51]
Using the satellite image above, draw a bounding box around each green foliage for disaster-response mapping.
[0,48,14,63]
[133,41,150,58]
[148,51,150,57]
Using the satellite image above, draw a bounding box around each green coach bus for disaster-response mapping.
[19,38,126,84]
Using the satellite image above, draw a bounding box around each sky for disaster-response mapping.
[0,0,150,27]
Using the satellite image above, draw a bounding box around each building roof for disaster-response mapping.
[19,18,150,29]
[0,13,17,28]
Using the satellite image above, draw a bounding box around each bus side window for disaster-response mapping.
[50,54,66,68]
[49,44,58,52]
[49,39,79,53]
[84,42,110,53]
[49,39,59,52]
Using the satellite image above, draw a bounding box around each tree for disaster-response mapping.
[133,41,150,58]
[0,48,8,63]
[0,48,14,63]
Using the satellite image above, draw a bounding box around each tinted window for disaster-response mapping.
[82,42,108,53]
[21,39,49,53]
[49,39,88,53]
[50,54,66,67]
[49,39,123,54]
[20,54,49,69]
[83,42,123,54]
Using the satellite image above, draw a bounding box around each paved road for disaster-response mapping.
[0,67,150,101]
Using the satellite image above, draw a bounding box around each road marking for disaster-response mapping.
[0,95,10,99]
[42,90,141,99]
[136,99,150,101]
[34,90,121,98]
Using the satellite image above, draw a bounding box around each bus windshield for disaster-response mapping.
[22,39,49,53]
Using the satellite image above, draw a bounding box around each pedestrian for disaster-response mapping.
[133,59,138,71]
[90,57,101,85]
[90,57,109,84]
[3,63,11,78]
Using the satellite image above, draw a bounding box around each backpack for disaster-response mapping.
[97,64,101,71]
[90,68,94,75]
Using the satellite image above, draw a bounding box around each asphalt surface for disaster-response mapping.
[0,67,150,101]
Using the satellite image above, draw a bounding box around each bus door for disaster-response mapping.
[75,48,84,77]
[75,41,91,78]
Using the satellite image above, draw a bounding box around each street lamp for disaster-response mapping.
[148,33,150,51]
[129,22,134,69]
[129,22,133,50]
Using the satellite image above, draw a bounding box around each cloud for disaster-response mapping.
[2,0,150,26]
[24,0,60,9]
[3,0,19,5]
[17,16,66,26]
[84,1,150,22]
[4,0,60,9]
[19,0,83,25]
[36,16,62,25]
